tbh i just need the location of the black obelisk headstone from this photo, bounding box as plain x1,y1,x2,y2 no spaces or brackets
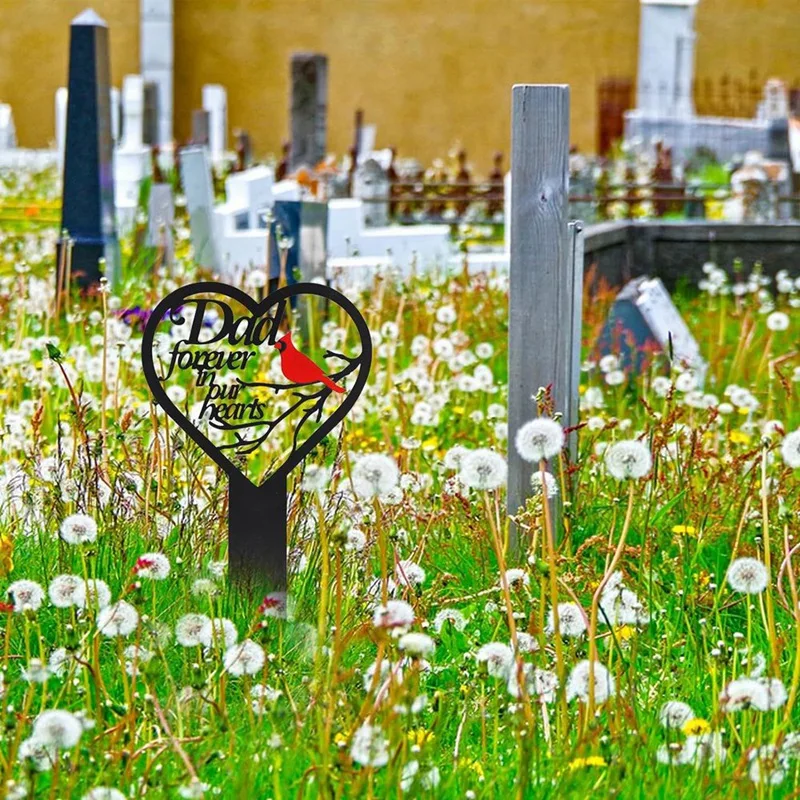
58,9,120,289
290,53,327,170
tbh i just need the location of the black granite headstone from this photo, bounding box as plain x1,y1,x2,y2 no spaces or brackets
58,9,120,288
290,53,327,170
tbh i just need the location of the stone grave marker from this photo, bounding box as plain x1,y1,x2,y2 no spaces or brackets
0,104,16,149
191,109,210,145
110,86,120,145
115,74,152,233
290,53,327,169
59,9,120,288
179,145,220,271
55,87,68,172
142,81,159,145
140,0,173,145
147,182,174,268
597,275,707,383
202,84,227,164
353,158,389,227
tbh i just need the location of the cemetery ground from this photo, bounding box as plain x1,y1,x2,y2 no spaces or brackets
2,180,800,799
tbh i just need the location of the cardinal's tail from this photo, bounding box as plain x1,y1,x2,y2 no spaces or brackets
321,375,346,394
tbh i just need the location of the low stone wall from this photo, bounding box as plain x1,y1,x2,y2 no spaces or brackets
583,220,800,293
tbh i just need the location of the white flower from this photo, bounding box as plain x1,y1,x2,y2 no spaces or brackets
458,448,507,490
433,608,467,633
73,579,111,610
514,631,540,653
59,513,98,545
96,601,139,638
345,528,367,552
682,732,727,766
781,430,800,469
350,722,389,768
48,648,71,678
766,311,790,332
398,632,435,657
82,789,126,800
720,677,768,711
674,371,697,393
48,575,82,608
177,779,211,798
726,557,769,594
8,580,45,612
135,552,171,580
372,599,415,630
395,560,426,588
514,418,565,463
530,470,559,498
503,568,529,590
209,618,238,649
351,454,400,499
756,677,788,711
175,613,213,647
566,660,616,704
659,700,694,729
81,786,126,800
301,464,331,492
546,602,587,638
17,736,56,771
223,639,265,676
32,709,83,749
604,439,652,480
443,445,471,470
476,642,514,679
507,663,558,702
749,744,787,785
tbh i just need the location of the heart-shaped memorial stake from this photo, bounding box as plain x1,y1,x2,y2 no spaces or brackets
141,281,372,591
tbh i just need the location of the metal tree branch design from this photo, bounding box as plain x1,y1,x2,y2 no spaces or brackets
209,350,363,457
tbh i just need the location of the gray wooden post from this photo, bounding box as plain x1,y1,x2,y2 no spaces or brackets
507,84,574,546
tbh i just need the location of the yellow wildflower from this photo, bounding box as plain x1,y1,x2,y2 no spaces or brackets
568,756,607,770
333,732,348,748
729,430,751,444
616,625,635,641
421,436,439,451
672,524,697,536
407,728,435,747
458,757,485,779
736,406,750,415
0,534,12,577
682,718,711,736
453,407,465,415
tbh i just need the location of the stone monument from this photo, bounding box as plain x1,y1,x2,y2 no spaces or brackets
290,53,327,170
58,9,120,288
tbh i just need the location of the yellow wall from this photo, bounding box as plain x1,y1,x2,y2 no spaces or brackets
1,0,799,172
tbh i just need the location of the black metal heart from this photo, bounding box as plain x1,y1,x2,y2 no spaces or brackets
141,281,372,490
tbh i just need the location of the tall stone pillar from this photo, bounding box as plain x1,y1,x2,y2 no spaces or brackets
59,9,120,288
290,53,328,170
140,0,173,145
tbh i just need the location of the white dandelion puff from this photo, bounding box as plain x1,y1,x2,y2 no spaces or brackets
514,418,565,463
566,660,616,704
726,557,769,594
604,439,652,480
59,513,98,545
781,430,800,469
32,709,83,749
545,602,587,638
48,575,82,608
476,642,514,679
351,454,400,499
458,448,507,491
96,601,139,638
134,552,171,580
350,723,389,769
658,700,694,729
8,580,45,612
175,613,213,647
223,639,265,676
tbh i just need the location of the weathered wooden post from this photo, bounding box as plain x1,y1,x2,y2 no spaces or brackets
508,84,581,548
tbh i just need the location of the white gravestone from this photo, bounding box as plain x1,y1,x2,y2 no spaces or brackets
114,75,152,233
180,145,221,271
636,0,698,118
55,87,68,173
202,84,227,165
0,104,16,149
353,158,389,227
140,0,173,146
110,87,120,145
147,183,175,268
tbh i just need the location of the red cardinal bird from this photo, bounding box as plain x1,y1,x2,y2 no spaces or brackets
272,332,346,393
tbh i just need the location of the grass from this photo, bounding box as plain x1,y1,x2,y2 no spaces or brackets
0,178,799,798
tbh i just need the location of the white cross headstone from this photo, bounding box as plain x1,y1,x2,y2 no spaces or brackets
202,84,227,165
110,87,120,145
